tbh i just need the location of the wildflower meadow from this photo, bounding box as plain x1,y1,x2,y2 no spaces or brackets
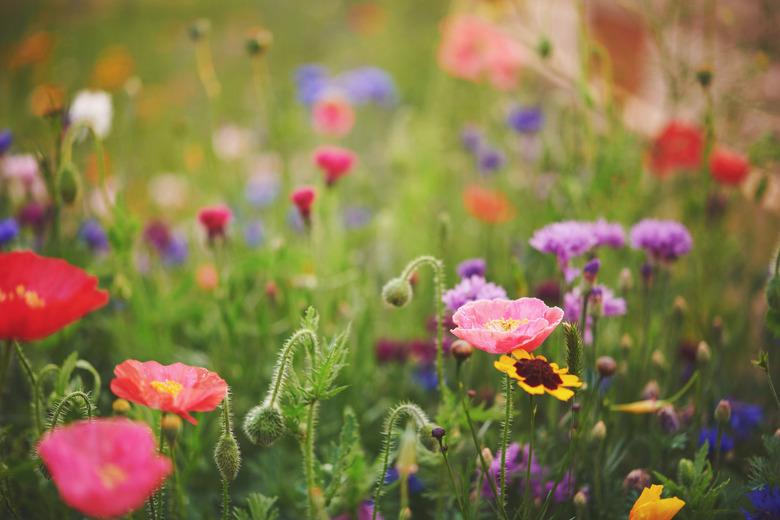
3,0,780,518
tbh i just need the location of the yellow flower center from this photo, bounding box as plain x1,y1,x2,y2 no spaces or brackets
151,379,183,397
96,463,127,490
484,318,527,332
0,285,46,308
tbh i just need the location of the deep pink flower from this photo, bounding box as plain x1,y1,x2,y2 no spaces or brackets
110,360,227,425
312,145,358,186
197,203,233,240
291,185,318,220
37,418,172,519
451,298,564,354
311,93,355,137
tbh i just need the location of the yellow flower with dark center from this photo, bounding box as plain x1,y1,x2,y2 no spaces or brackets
494,350,582,401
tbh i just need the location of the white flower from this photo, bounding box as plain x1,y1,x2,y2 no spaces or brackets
69,90,113,139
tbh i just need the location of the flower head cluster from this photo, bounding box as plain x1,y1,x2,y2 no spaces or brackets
442,275,507,313
110,360,228,425
630,219,692,262
0,251,109,342
456,258,486,279
438,15,524,91
479,443,575,502
37,418,172,519
741,486,780,520
529,219,625,282
0,218,20,246
197,204,233,241
78,219,110,254
452,298,563,354
311,93,356,137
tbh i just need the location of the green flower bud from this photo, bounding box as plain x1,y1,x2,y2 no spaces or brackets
715,400,731,425
243,404,285,447
58,163,80,206
381,277,413,307
538,36,552,59
678,458,695,487
161,414,182,447
214,433,241,482
696,66,713,88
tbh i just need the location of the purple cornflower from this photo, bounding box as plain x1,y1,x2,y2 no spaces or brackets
529,221,597,283
243,219,265,248
441,275,507,312
742,486,780,520
358,501,382,520
78,219,110,253
375,338,408,364
244,172,281,208
507,107,544,133
457,258,486,279
480,442,524,500
583,258,600,283
384,468,424,493
143,221,172,254
460,124,483,153
588,218,626,248
476,145,506,175
564,285,626,344
0,129,12,155
293,64,331,105
0,217,20,246
630,219,693,261
161,234,188,265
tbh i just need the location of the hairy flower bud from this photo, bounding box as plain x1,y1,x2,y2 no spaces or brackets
596,356,617,378
697,341,711,365
591,420,606,442
243,403,285,447
715,400,731,425
214,433,241,482
451,340,473,362
481,448,493,468
382,277,413,307
58,163,80,206
161,414,182,447
678,459,695,487
657,405,680,434
623,469,651,492
642,381,660,400
431,426,446,440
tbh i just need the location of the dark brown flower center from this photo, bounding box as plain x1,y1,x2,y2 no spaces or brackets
514,358,563,389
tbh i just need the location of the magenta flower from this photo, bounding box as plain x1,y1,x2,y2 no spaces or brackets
442,275,507,312
291,185,318,221
37,418,172,519
630,219,692,262
312,145,358,186
197,203,233,240
451,298,564,354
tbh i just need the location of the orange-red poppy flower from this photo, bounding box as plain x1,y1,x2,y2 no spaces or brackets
629,484,685,520
0,251,109,342
708,146,749,187
462,185,515,224
110,360,227,425
647,121,703,178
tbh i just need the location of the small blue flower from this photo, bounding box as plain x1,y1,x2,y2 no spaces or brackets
384,467,424,493
0,217,20,245
460,124,483,153
162,234,188,265
742,486,780,520
729,400,762,440
0,129,12,155
414,365,438,391
336,67,398,107
244,219,265,248
507,107,544,133
78,219,109,253
476,145,506,175
698,427,733,455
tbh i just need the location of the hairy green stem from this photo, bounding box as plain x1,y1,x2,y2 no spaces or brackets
33,365,60,436
455,363,507,519
0,342,12,420
400,256,446,393
49,391,93,428
13,341,35,388
522,397,536,520
221,478,229,520
765,353,780,413
500,372,513,511
304,400,319,520
268,329,318,407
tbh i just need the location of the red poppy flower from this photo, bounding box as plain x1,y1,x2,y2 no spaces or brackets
0,251,109,342
37,418,172,519
110,360,227,425
708,146,749,187
462,185,515,224
647,121,703,178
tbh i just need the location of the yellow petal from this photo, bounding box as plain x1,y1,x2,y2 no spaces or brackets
517,380,546,395
546,386,575,401
560,374,583,387
611,399,665,414
511,350,532,360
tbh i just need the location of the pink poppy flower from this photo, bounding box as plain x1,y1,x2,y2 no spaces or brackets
197,203,233,240
311,93,355,137
110,360,228,425
451,298,564,355
291,185,318,220
437,15,523,91
37,418,172,519
312,145,358,186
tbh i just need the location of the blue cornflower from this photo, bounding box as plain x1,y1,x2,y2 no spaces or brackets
293,64,332,105
0,217,20,246
507,107,544,133
698,427,733,455
244,173,281,208
742,486,780,520
476,145,506,175
0,129,12,155
162,234,188,265
729,400,763,440
78,219,109,253
335,67,398,107
460,124,483,153
456,258,486,279
384,467,424,493
244,220,265,248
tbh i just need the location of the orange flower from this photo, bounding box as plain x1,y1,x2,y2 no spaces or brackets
90,45,136,91
494,350,582,401
462,185,515,224
29,84,65,117
629,484,685,520
11,31,53,68
196,264,219,291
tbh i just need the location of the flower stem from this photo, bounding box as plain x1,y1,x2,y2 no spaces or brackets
13,341,35,387
765,352,780,413
169,441,182,520
0,342,13,420
455,363,507,519
268,329,318,407
304,399,318,520
714,425,723,474
500,372,513,510
221,478,229,520
400,256,446,393
33,365,60,436
438,440,466,517
522,397,536,520
49,391,93,428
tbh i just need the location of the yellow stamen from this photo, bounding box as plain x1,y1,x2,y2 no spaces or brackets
484,318,527,332
151,379,183,397
0,287,46,308
96,463,127,490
